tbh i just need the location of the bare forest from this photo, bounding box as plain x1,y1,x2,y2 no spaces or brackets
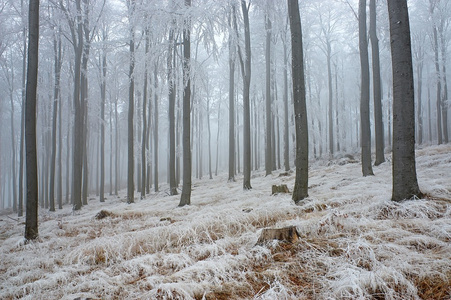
0,0,450,299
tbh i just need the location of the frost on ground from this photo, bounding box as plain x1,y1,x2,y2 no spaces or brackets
1,144,450,300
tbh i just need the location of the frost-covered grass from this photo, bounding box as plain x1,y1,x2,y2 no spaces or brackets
1,144,450,299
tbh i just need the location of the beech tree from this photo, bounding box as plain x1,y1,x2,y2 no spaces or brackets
387,0,422,201
359,0,374,176
288,0,309,203
179,0,192,207
24,0,39,241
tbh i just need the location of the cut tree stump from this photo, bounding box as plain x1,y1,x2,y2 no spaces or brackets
272,184,290,195
256,226,300,245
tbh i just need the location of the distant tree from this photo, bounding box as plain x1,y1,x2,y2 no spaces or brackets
24,0,39,241
228,3,237,182
288,0,308,203
265,14,272,176
179,0,192,207
359,0,374,176
126,0,135,204
387,0,422,201
49,24,62,211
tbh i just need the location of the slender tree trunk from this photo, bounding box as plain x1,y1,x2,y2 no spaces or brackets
154,67,159,192
8,74,17,213
416,61,423,145
127,7,135,204
109,90,113,195
25,0,39,241
288,0,308,203
228,10,236,182
439,25,449,144
141,29,149,199
387,0,421,201
370,0,385,165
335,62,340,152
283,38,290,171
49,30,62,212
168,27,178,195
359,0,374,176
428,84,432,142
240,0,252,190
179,0,192,207
327,41,333,156
100,45,106,202
215,102,221,176
265,15,272,176
207,95,213,179
431,7,442,144
114,97,119,195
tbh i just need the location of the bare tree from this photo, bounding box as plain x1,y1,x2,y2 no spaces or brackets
387,0,422,201
359,0,374,176
179,0,192,207
24,0,39,241
265,14,272,175
237,0,252,190
288,0,308,203
127,0,135,204
369,0,385,165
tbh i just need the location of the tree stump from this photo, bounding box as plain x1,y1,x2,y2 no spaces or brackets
272,184,290,195
256,226,300,245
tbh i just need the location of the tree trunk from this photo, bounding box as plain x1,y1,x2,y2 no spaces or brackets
416,59,423,145
430,2,442,145
168,26,178,195
387,0,422,201
439,25,449,144
265,15,272,176
179,0,192,207
240,0,252,190
215,102,221,176
359,0,374,176
370,0,385,166
228,7,236,181
327,41,333,157
25,0,39,241
283,37,290,171
288,0,309,203
141,29,149,199
100,42,107,202
127,7,135,204
49,29,62,212
154,67,159,192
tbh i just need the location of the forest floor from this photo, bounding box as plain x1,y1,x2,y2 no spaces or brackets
1,144,451,299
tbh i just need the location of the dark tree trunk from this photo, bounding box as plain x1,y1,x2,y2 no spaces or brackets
179,0,192,207
359,0,374,176
25,0,39,241
370,0,385,166
327,41,333,156
387,0,422,201
288,0,309,203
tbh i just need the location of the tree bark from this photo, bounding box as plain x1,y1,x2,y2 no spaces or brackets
387,0,422,201
141,28,149,199
240,0,252,190
154,67,159,192
100,36,107,203
179,0,192,207
283,36,290,172
25,0,39,241
288,0,309,203
359,0,374,176
370,0,385,166
228,6,236,182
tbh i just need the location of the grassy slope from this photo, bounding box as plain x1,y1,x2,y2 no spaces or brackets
1,144,450,299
